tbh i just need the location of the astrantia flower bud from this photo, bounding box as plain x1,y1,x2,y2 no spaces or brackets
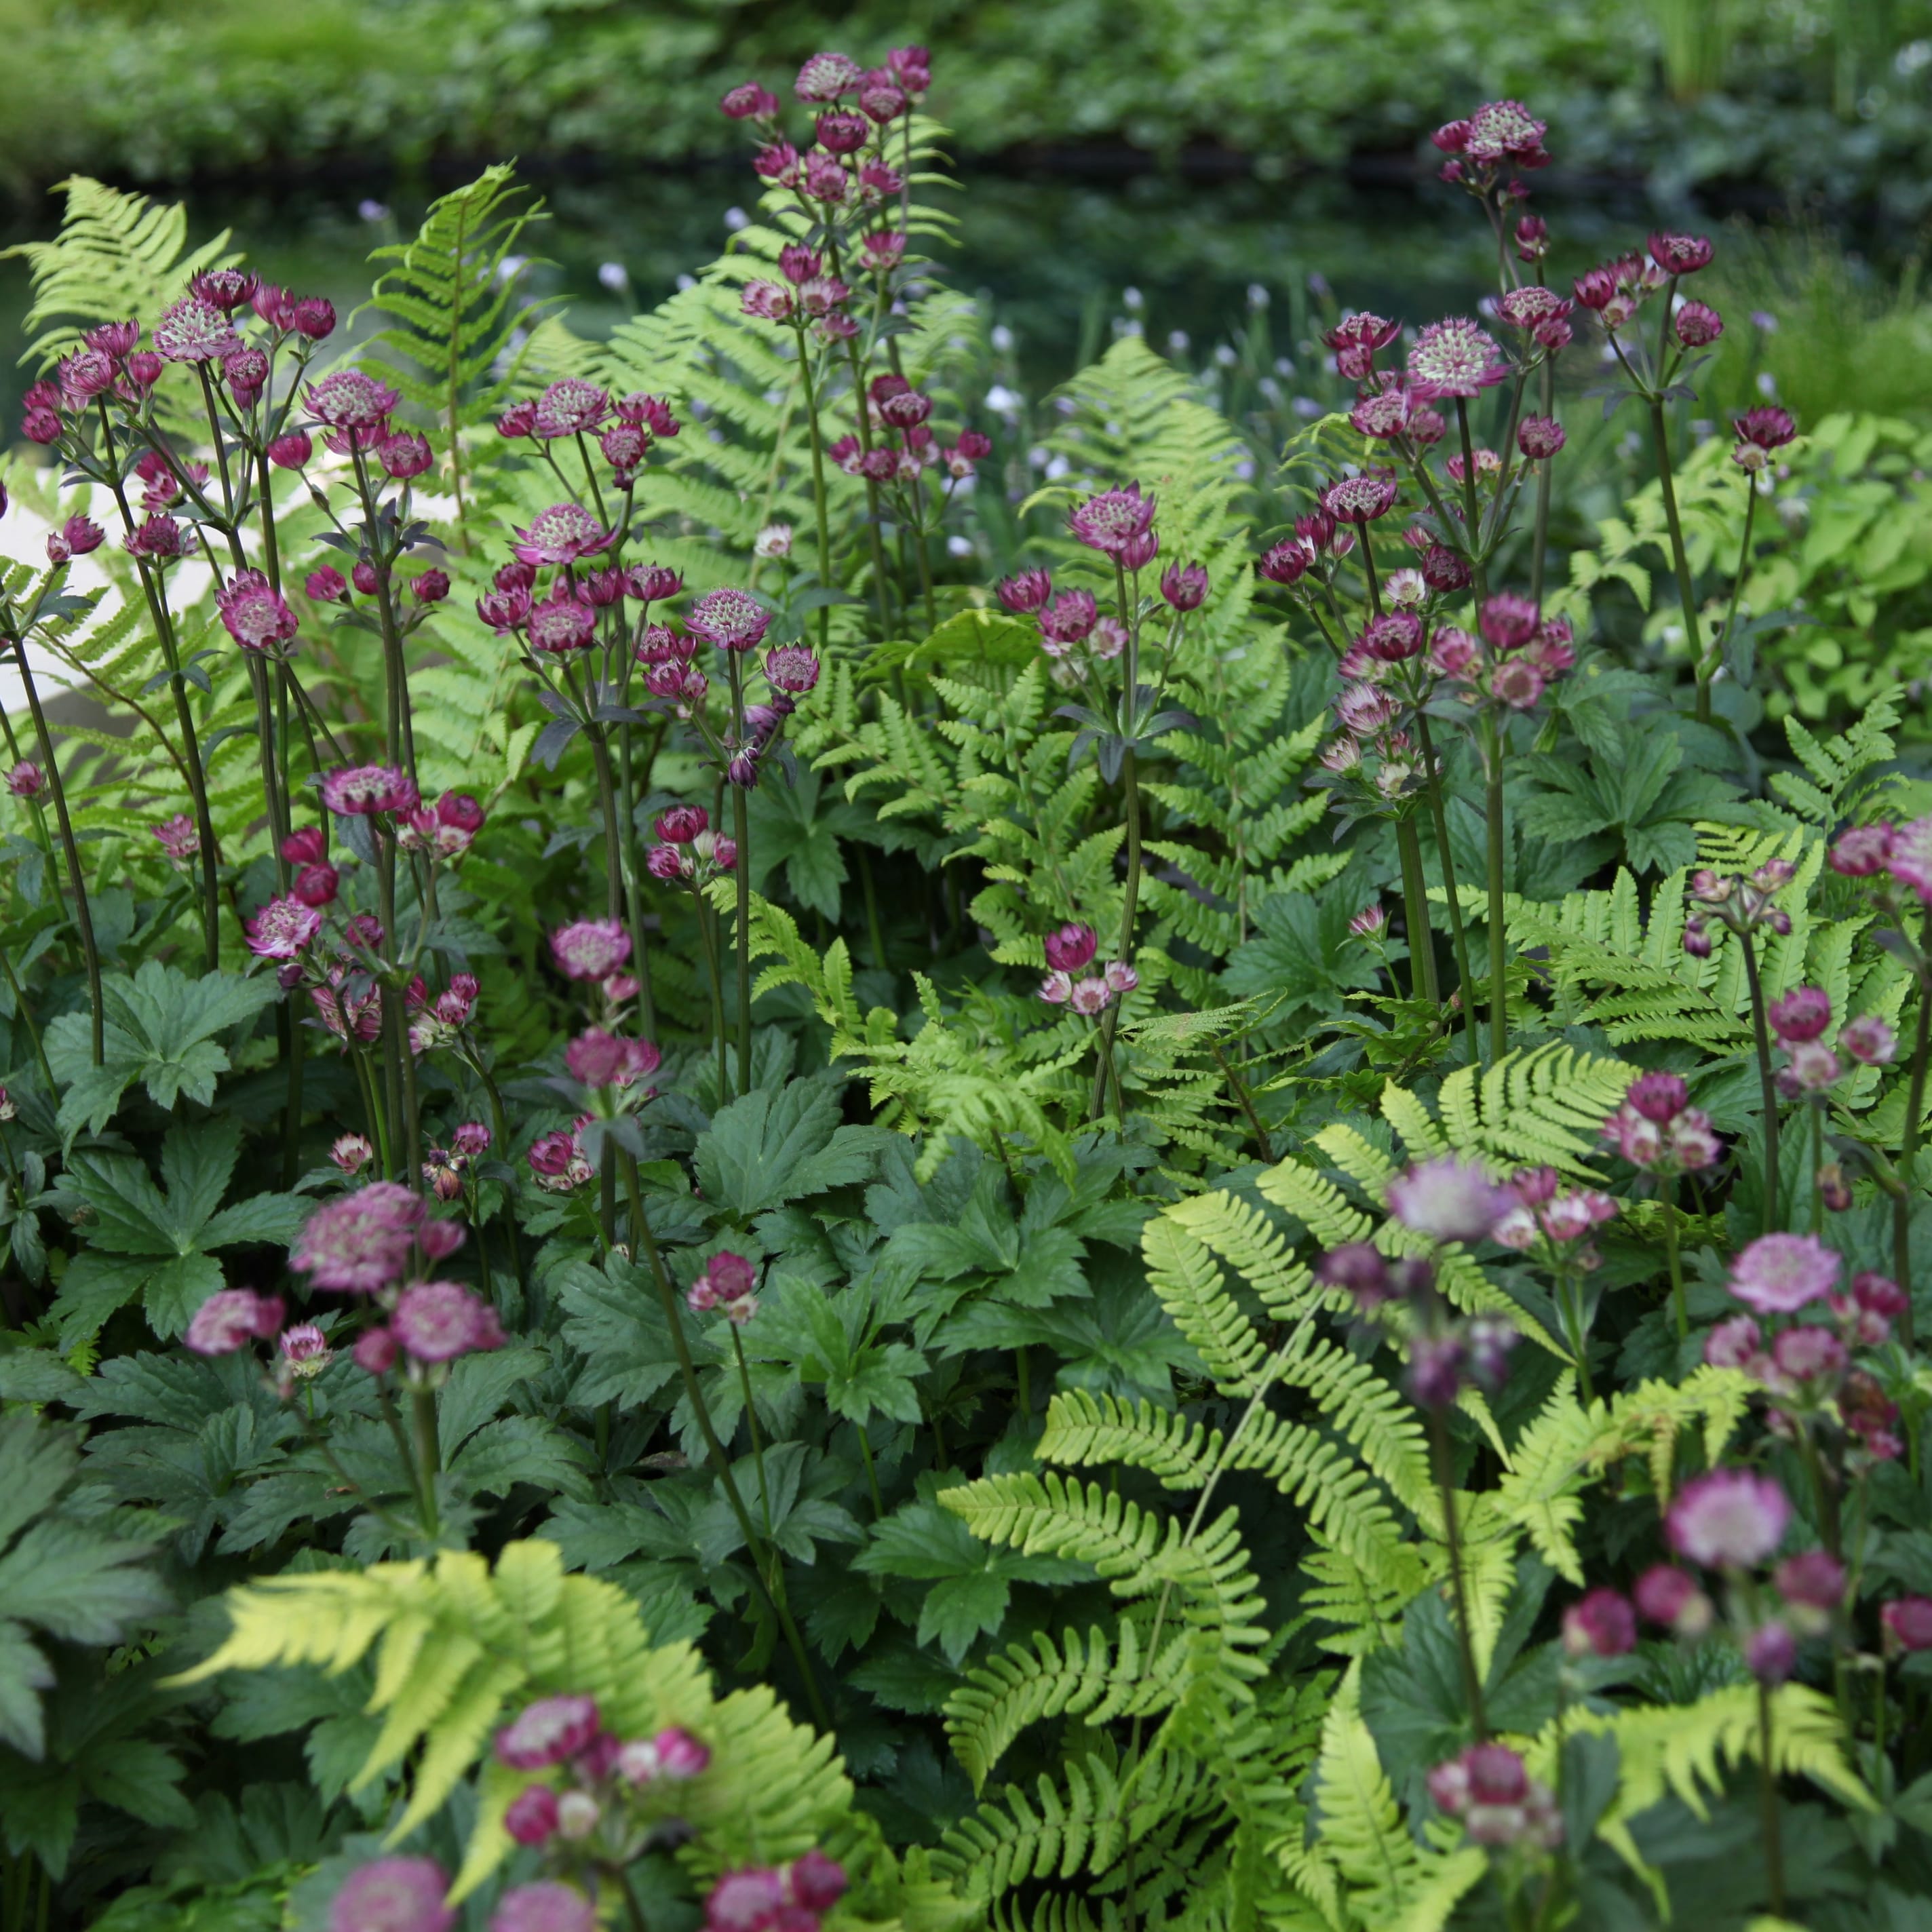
504,1786,560,1847
380,430,434,480
1768,985,1831,1043
1735,406,1797,450
1674,301,1723,347
1159,562,1208,611
1044,923,1098,972
1517,415,1565,459
1315,1241,1391,1308
720,81,781,120
815,110,869,154
1515,214,1549,261
1257,539,1312,585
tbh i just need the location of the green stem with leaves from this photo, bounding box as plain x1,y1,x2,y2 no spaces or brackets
1647,398,1708,722
1416,713,1479,1064
1394,815,1440,1007
619,1151,829,1729
1479,712,1509,1065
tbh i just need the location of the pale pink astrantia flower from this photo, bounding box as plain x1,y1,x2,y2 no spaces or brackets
328,1859,455,1932
1666,1469,1790,1570
495,1695,602,1770
1385,1155,1514,1245
550,919,632,982
1727,1232,1840,1315
490,1883,596,1932
290,1181,425,1293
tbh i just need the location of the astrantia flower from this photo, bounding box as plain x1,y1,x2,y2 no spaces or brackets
292,1182,425,1294
1405,318,1507,400
278,1321,332,1378
765,644,819,695
1828,822,1894,876
687,588,773,652
154,295,241,364
1882,1599,1932,1653
531,379,611,440
321,765,419,817
245,895,322,959
185,1288,283,1356
1562,1588,1636,1659
1349,387,1412,439
720,81,780,119
125,516,185,560
551,919,631,982
1648,231,1714,275
1319,473,1399,524
1840,1014,1896,1064
1385,1155,1513,1244
1465,98,1547,162
1324,311,1399,382
1667,1469,1790,1570
509,501,616,570
307,369,400,429
1675,301,1723,347
1257,539,1313,585
491,1884,596,1932
1518,416,1566,459
526,594,597,655
329,1858,455,1932
1728,1232,1840,1315
1068,484,1157,556
1497,286,1572,330
795,50,862,100
216,570,299,653
496,1695,601,1770
706,1871,788,1932
393,1280,502,1363
1734,406,1797,450
1768,984,1830,1043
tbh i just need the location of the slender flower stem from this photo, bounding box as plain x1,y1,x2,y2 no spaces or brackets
731,1326,777,1547
620,1151,830,1730
614,723,657,1035
1663,1174,1688,1342
9,639,103,1063
794,329,834,655
1530,361,1556,606
1210,1041,1271,1159
1416,713,1479,1064
1394,816,1440,1005
1714,481,1760,693
1736,925,1780,1235
1480,713,1509,1064
1894,935,1931,1350
0,944,56,1096
724,655,756,1096
584,724,627,923
410,1385,442,1538
697,897,731,1104
1758,1680,1785,1916
374,1382,429,1530
1453,400,1490,600
1090,560,1144,1119
1430,1408,1488,1740
1646,398,1708,722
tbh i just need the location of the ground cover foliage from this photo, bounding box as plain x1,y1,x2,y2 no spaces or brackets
3,55,1932,1932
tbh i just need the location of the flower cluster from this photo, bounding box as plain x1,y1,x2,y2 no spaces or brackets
687,1250,760,1325
1036,922,1138,1015
288,1180,499,1379
1599,1070,1722,1175
497,382,679,490
1489,1165,1618,1266
1682,857,1796,957
703,1855,848,1932
1427,1743,1562,1854
645,804,739,883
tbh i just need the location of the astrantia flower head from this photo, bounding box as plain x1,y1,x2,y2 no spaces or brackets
1675,301,1723,348
1768,985,1831,1044
1728,1232,1840,1315
1562,1587,1636,1659
496,1695,601,1770
1465,98,1547,163
1735,406,1797,451
510,502,616,568
1319,473,1399,524
245,894,322,960
1323,311,1399,382
1385,1155,1513,1245
491,1883,596,1932
154,295,241,364
721,81,781,120
185,1288,284,1356
393,1280,503,1364
322,765,419,817
1037,589,1098,651
687,588,773,652
526,593,597,655
531,379,612,440
1648,231,1714,275
551,919,632,982
329,1858,455,1932
292,1182,425,1293
1068,484,1157,556
1349,387,1412,439
795,50,862,100
1624,1071,1688,1123
1044,923,1098,973
1405,318,1507,400
1667,1468,1790,1570
216,570,299,654
1518,415,1566,459
1257,539,1313,585
307,368,400,429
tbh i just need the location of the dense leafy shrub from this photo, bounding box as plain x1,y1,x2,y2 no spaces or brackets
4,58,1932,1932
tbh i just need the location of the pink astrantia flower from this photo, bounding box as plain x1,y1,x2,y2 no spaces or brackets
245,895,323,960
1405,318,1507,400
496,1695,602,1770
1768,985,1830,1043
1068,484,1157,556
1728,1233,1840,1315
1320,473,1399,524
1840,1014,1896,1064
1465,98,1547,162
184,1288,284,1355
687,588,773,651
328,1858,455,1932
491,1885,596,1932
1883,817,1932,901
154,295,242,364
551,919,632,982
1044,923,1098,973
216,570,299,654
795,50,862,100
1385,1155,1513,1245
392,1280,503,1363
291,1182,425,1293
1882,1599,1932,1653
307,368,400,429
321,765,420,817
526,594,597,655
1667,1469,1790,1569
510,502,617,568
530,379,612,440
1562,1588,1636,1659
